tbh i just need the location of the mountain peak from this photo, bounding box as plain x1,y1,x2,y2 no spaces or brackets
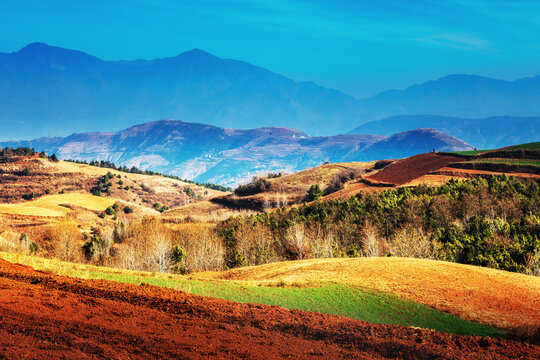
176,48,218,60
15,42,98,63
435,73,503,84
21,42,50,49
17,42,52,54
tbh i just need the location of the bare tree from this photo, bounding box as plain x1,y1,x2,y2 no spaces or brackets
362,221,379,257
307,223,334,259
285,224,310,260
52,221,83,262
390,226,435,259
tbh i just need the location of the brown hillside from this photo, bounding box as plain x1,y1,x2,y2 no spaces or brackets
365,153,463,186
0,155,226,208
0,258,538,359
213,162,375,211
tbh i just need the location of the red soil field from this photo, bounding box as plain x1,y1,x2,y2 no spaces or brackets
367,153,463,186
0,259,538,359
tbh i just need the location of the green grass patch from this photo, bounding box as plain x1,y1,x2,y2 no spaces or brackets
71,269,503,338
504,142,540,151
449,149,489,155
467,158,540,166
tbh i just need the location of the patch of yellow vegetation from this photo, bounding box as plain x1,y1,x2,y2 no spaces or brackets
0,251,180,281
194,257,540,331
51,160,227,198
276,161,374,187
403,174,465,187
162,200,255,222
0,193,115,217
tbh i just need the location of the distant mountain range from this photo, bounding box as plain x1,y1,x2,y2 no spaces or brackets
349,115,540,149
1,43,540,141
0,42,360,140
0,120,472,186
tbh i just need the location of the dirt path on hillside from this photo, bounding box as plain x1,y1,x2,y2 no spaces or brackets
0,259,538,359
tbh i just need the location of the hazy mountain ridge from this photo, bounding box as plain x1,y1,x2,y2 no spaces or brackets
1,120,472,186
349,115,540,149
0,43,360,140
1,43,539,141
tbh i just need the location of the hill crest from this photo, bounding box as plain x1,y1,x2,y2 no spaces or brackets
1,120,472,186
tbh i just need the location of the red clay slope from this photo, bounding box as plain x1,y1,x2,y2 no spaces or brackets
367,153,463,186
0,259,538,359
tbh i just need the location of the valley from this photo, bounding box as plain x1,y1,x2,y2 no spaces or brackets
1,26,539,359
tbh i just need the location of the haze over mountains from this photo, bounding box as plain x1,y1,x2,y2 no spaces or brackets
0,120,472,186
1,43,540,143
350,115,539,149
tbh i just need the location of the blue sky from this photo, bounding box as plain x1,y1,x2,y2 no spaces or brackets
1,0,540,97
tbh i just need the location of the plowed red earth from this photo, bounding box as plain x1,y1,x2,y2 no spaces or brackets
0,259,538,359
367,153,463,186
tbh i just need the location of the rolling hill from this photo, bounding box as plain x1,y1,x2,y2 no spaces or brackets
1,120,473,186
349,115,540,149
1,257,537,359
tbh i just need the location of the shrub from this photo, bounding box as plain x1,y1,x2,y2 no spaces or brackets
234,177,271,196
112,221,129,243
227,250,246,269
374,160,393,170
306,184,323,202
171,245,187,274
29,241,38,254
22,192,35,200
123,206,134,214
267,172,283,178
325,168,364,195
19,167,31,176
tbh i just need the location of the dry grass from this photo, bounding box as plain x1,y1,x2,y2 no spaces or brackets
0,251,176,280
162,201,256,222
53,160,227,198
193,257,540,332
403,174,466,187
267,162,374,197
275,162,373,187
0,193,115,217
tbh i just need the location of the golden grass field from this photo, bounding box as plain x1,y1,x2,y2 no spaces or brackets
272,161,374,188
51,159,228,198
194,257,540,332
0,193,115,217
